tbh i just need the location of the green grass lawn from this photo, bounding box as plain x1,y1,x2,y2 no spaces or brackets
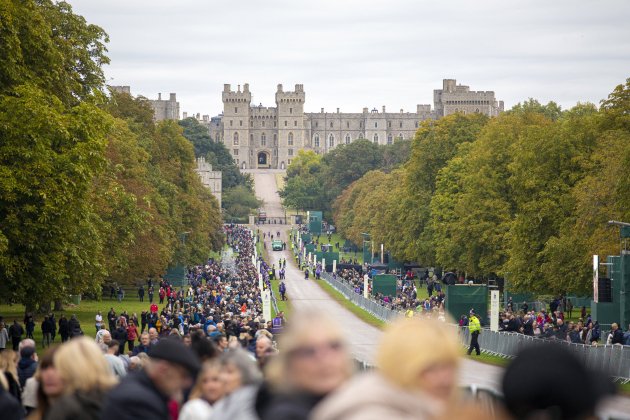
0,295,154,354
314,279,386,329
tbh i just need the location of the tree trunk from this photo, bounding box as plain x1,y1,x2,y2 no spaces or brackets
54,299,64,312
38,301,51,314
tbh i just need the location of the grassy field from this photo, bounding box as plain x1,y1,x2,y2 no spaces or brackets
0,295,153,354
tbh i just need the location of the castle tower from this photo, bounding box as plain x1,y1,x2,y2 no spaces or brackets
222,83,251,169
275,84,305,170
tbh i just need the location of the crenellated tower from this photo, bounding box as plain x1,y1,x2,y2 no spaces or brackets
275,84,305,169
222,83,251,169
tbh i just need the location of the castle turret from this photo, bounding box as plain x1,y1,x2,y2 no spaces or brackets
222,83,252,169
275,84,305,169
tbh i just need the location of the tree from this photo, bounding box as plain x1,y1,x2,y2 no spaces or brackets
280,150,327,212
223,185,262,222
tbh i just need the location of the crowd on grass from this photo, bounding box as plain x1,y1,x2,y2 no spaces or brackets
0,224,622,419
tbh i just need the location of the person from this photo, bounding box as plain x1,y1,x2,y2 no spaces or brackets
254,336,273,370
17,346,37,388
126,320,138,353
502,344,615,419
257,311,353,420
0,350,21,402
211,349,263,420
44,337,117,420
8,321,23,352
107,308,116,332
104,340,126,379
112,319,128,356
467,310,481,356
566,298,573,318
271,312,284,335
41,317,53,348
132,332,151,356
101,337,201,420
279,281,287,301
304,268,309,280
611,322,625,345
0,322,8,352
67,315,82,339
179,360,224,420
95,311,103,334
312,317,463,420
0,377,23,420
24,314,34,340
138,285,145,302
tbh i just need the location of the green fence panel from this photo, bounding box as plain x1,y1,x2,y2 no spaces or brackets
445,285,488,324
373,274,397,298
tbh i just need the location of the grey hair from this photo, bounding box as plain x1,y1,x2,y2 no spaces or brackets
220,348,262,386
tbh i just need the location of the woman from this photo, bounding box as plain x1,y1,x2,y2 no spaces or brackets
27,346,63,419
126,320,138,353
211,349,263,420
42,337,117,420
0,322,9,351
312,317,463,420
179,360,224,420
256,311,353,420
0,350,21,402
94,311,103,334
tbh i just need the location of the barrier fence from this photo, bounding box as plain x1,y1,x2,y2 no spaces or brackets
318,269,630,381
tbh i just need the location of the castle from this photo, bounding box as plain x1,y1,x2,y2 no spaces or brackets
109,86,180,121
207,79,503,170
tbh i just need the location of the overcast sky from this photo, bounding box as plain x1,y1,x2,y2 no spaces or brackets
69,0,630,117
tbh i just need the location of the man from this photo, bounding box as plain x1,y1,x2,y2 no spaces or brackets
107,308,117,331
211,333,228,352
148,285,154,303
17,346,37,388
41,316,53,348
8,320,23,351
138,285,145,302
140,310,148,334
101,338,200,420
105,340,127,378
611,323,625,345
271,312,284,335
58,315,69,342
148,327,159,345
255,336,273,369
467,310,481,356
279,281,287,301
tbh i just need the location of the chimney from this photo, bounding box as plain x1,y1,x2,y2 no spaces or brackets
321,108,324,113
277,84,283,93
382,105,386,113
237,85,241,92
158,93,162,100
170,93,176,101
363,107,368,113
337,108,340,113
243,83,249,93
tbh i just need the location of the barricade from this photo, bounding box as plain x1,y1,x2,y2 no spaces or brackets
319,271,630,381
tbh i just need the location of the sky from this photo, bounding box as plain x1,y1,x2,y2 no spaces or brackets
68,0,630,117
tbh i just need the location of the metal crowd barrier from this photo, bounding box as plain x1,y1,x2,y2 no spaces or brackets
319,270,630,381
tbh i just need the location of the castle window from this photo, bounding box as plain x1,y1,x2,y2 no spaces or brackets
359,122,363,128
288,132,294,146
329,134,335,148
289,108,293,114
347,122,350,128
288,159,291,165
273,149,277,156
399,121,403,128
288,149,294,156
233,149,239,156
250,134,254,144
284,120,287,127
399,133,404,140
415,122,418,128
239,120,242,127
388,121,391,128
233,132,239,145
475,108,480,113
273,121,277,127
359,133,364,139
345,134,351,144
330,122,333,128
261,133,266,146
375,122,378,128
373,134,379,144
314,134,320,148
230,120,233,127
315,122,319,127
294,120,297,127
262,120,265,127
387,134,393,145
273,134,277,146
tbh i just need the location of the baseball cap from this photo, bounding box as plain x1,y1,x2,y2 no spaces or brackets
148,337,201,374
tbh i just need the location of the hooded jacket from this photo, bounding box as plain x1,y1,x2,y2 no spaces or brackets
311,372,445,420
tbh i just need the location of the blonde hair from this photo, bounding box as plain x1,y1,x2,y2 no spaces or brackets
0,350,18,383
266,310,353,391
54,337,118,394
377,317,461,388
189,360,221,400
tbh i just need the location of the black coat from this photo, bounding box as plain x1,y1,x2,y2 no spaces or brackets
255,383,323,420
100,371,170,420
58,318,69,337
0,386,23,420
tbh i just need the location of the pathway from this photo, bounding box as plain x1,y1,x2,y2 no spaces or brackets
248,169,630,418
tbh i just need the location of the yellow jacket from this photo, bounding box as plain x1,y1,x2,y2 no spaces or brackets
469,315,481,333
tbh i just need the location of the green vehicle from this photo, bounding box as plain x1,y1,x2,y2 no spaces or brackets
272,240,283,251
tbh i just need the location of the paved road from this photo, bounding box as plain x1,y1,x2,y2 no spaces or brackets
248,169,630,418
